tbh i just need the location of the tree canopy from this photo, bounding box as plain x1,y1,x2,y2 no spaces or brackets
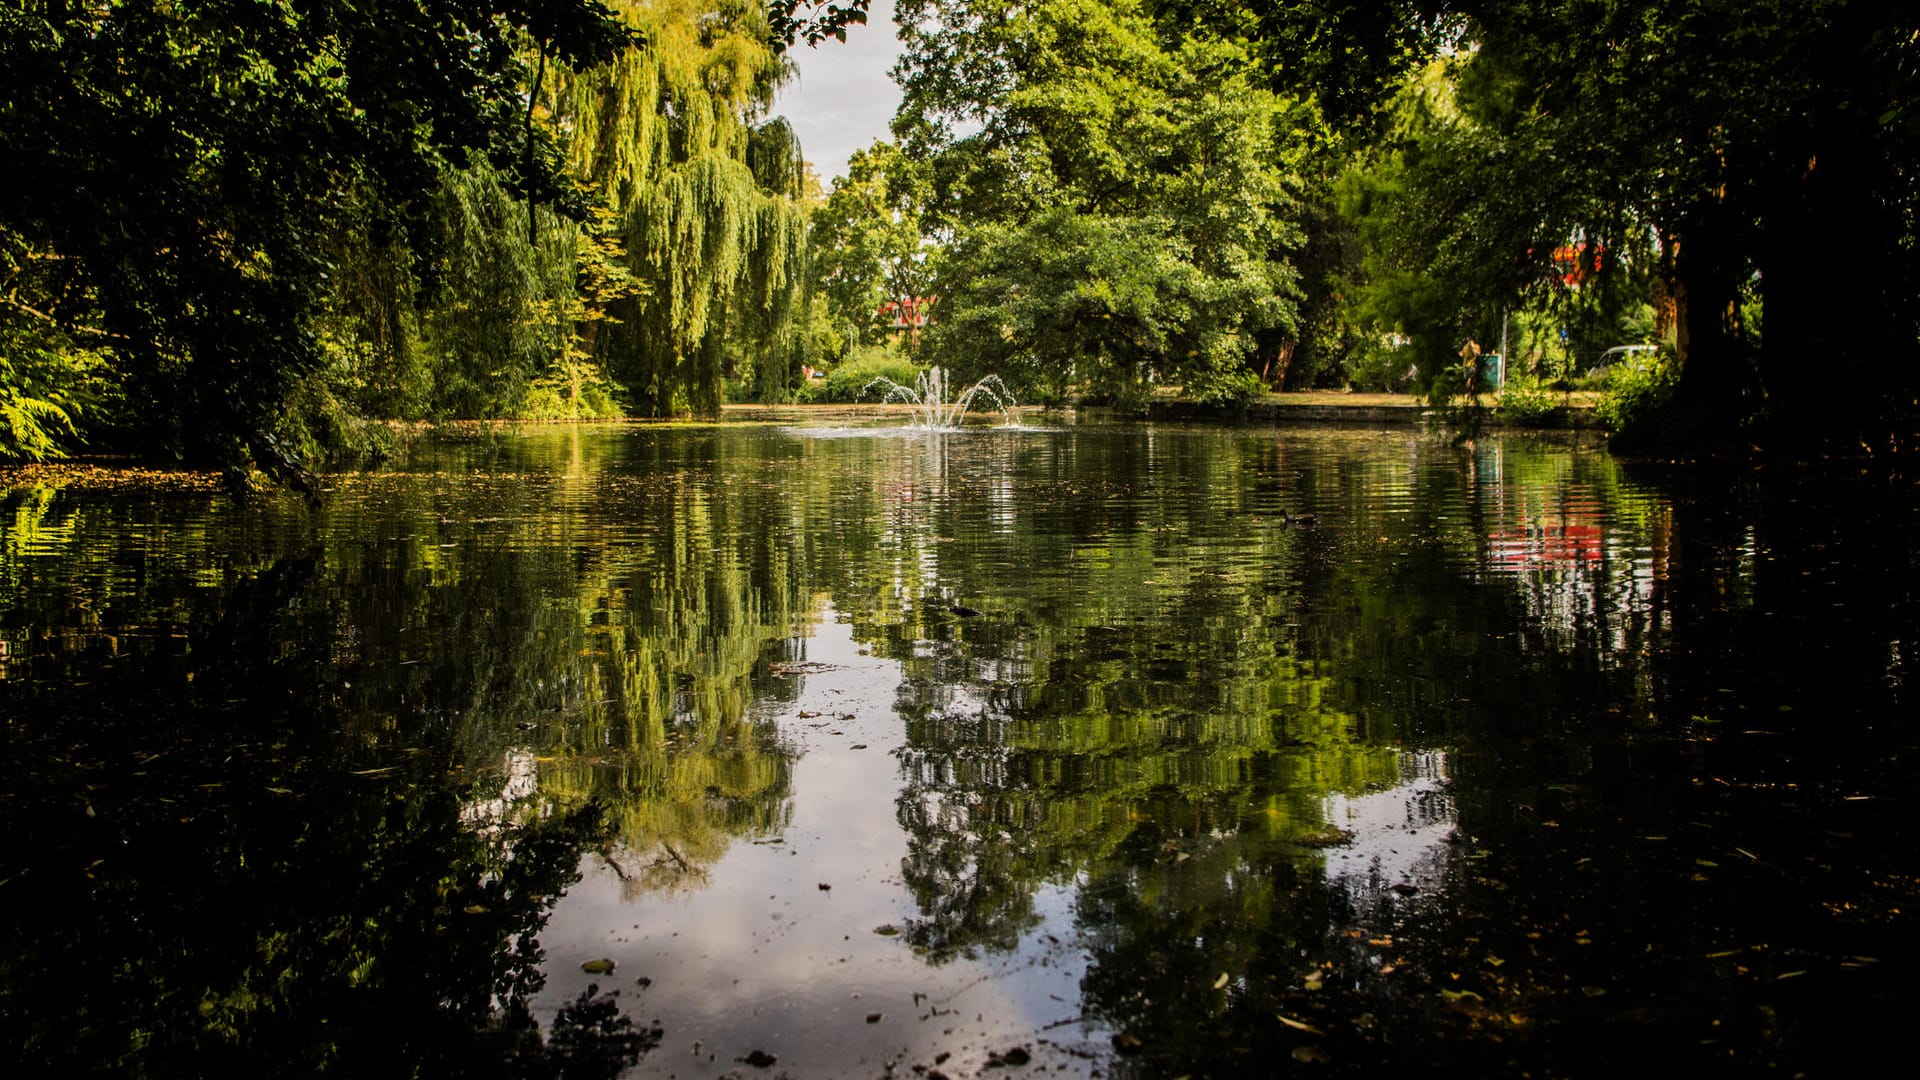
0,1,868,473
893,0,1306,402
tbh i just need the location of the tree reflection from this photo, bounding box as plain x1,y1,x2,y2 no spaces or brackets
0,429,822,1072
0,552,655,1076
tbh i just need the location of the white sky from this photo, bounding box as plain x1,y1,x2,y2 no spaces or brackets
771,0,905,187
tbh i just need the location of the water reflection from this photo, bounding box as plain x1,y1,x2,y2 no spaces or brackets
3,424,1915,1077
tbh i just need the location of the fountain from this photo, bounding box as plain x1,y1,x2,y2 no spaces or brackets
861,367,1018,429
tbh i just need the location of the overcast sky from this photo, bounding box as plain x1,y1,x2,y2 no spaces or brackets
771,0,905,187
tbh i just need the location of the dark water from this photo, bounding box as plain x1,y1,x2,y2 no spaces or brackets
2,422,1915,1078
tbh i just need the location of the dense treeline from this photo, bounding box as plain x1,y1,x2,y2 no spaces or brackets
1,0,869,477
7,1,1920,471
803,0,1920,449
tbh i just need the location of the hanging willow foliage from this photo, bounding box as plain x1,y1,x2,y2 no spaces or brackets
554,0,813,415
313,1,814,422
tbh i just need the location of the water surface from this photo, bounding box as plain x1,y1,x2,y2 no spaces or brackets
2,422,1914,1077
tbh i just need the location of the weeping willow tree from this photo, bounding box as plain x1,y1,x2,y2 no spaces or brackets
554,0,814,415
308,1,817,425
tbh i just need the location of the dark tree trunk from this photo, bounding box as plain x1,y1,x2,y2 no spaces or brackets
1661,200,1761,451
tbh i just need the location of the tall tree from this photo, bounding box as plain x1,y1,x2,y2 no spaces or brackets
1235,1,1920,450
894,0,1304,401
551,0,813,415
0,1,637,476
808,141,934,348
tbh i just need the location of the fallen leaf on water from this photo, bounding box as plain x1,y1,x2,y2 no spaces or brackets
581,958,616,975
1275,1014,1323,1035
1291,1045,1331,1064
1777,970,1807,980
873,924,900,936
739,1049,777,1068
1212,972,1229,989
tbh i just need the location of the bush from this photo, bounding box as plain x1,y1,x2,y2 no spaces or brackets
521,361,627,420
1596,351,1679,436
1185,366,1268,406
1344,339,1420,392
1494,378,1563,426
807,345,921,404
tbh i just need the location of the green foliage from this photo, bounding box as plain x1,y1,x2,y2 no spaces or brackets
1494,377,1562,426
809,142,934,348
1597,351,1681,439
0,0,638,478
560,5,814,416
0,325,108,463
1343,335,1419,392
1,1,870,474
807,344,921,403
1284,0,1920,448
522,362,628,419
895,0,1302,399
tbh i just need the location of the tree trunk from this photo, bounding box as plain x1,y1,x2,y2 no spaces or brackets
1662,200,1760,451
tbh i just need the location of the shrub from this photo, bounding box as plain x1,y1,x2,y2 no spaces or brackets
1596,351,1679,436
521,361,627,420
1345,339,1419,392
1185,366,1268,406
1495,378,1562,426
809,345,921,404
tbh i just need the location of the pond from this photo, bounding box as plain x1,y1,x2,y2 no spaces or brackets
2,420,1915,1078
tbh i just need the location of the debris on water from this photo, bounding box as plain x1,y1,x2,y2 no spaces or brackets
1294,825,1356,848
951,604,982,617
984,1045,1031,1068
770,661,839,676
1111,1033,1144,1055
581,958,616,975
1292,1045,1332,1064
1276,1014,1323,1035
1391,883,1420,896
462,904,488,915
866,1012,884,1023
874,924,901,935
850,743,869,749
739,1048,778,1067
635,976,652,987
818,882,832,891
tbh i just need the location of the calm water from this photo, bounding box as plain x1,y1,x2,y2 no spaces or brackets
2,421,1915,1078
